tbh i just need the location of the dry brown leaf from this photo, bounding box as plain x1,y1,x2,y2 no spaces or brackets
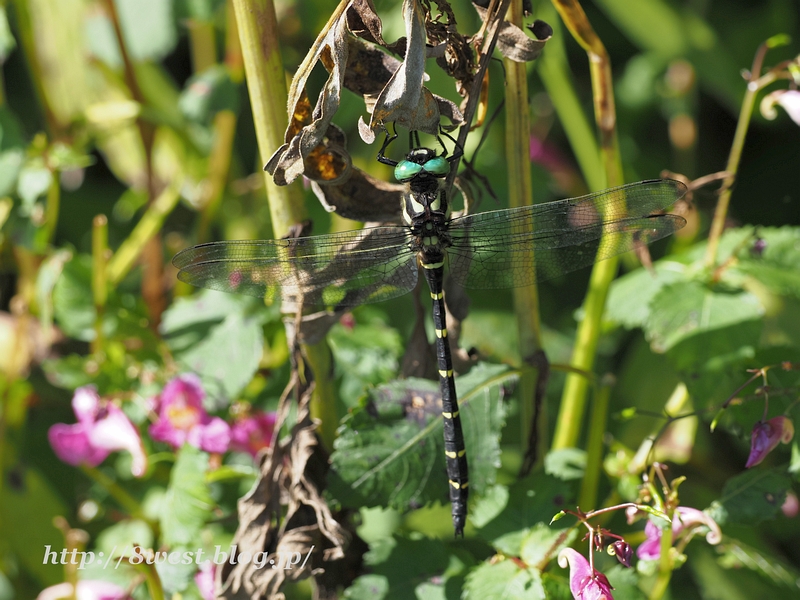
217,381,351,600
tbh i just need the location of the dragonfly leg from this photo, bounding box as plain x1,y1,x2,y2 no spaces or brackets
377,124,399,167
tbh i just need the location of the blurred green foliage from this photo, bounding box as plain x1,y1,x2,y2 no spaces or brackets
0,0,798,599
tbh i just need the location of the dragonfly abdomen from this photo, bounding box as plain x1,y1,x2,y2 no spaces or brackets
421,261,469,536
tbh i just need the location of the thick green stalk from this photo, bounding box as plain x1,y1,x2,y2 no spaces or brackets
578,378,610,509
232,0,337,447
535,6,603,191
504,0,543,463
549,0,623,450
231,0,304,238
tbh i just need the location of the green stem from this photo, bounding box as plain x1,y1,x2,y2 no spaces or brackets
549,0,624,450
80,465,145,519
91,215,108,354
231,0,305,239
650,518,674,600
44,173,60,245
535,5,603,191
505,0,542,459
704,41,772,268
106,183,181,286
578,378,611,510
140,562,166,600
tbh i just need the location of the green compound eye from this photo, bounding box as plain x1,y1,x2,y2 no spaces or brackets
395,160,423,182
422,156,450,176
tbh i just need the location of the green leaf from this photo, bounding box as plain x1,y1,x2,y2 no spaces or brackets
0,465,69,586
544,448,587,481
348,536,451,600
645,280,764,353
163,290,267,399
16,163,52,209
161,445,214,547
707,467,791,526
0,149,24,196
605,564,647,600
328,313,403,406
470,475,575,553
329,363,514,516
52,254,97,341
716,538,800,590
731,227,800,298
463,559,545,600
179,65,240,123
605,260,687,329
0,5,16,62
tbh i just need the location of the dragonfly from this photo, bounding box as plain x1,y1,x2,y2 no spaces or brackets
173,137,687,536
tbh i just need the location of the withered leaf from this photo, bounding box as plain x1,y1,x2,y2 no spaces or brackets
473,5,551,63
217,384,349,600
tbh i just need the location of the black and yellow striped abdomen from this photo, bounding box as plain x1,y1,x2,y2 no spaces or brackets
421,260,469,535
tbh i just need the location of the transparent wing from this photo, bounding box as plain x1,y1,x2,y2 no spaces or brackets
173,226,418,308
446,179,687,288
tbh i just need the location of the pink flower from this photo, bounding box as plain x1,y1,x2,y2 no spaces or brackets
230,411,277,457
637,506,721,561
194,561,216,600
37,580,129,600
761,89,800,126
48,386,147,477
558,548,614,600
745,416,794,468
149,374,230,453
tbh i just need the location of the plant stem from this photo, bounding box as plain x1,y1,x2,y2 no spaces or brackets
106,183,182,286
578,378,611,509
505,0,543,462
81,465,145,519
91,215,108,354
704,41,772,267
231,0,305,238
549,0,624,450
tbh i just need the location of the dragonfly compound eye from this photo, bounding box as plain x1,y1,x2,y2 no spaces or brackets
395,160,423,182
422,156,450,176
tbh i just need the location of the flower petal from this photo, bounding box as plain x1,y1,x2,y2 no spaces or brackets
188,417,231,454
558,548,614,600
36,579,129,600
72,386,102,423
195,561,217,600
89,404,148,477
48,423,109,467
746,416,794,468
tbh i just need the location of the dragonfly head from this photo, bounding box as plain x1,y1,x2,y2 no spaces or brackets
394,148,450,183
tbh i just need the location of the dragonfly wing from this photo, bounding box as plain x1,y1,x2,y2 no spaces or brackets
173,226,419,308
446,179,687,288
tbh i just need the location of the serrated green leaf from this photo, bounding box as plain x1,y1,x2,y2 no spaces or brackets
544,448,587,481
463,559,545,600
173,311,263,399
161,445,214,547
606,260,688,329
646,280,764,353
329,363,514,517
707,467,791,526
731,227,800,298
